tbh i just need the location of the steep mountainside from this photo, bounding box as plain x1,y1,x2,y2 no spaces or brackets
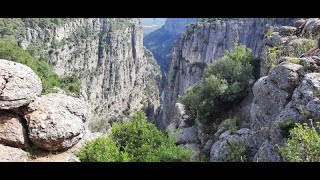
144,18,198,74
161,18,268,128
161,18,296,129
164,18,320,162
0,18,161,122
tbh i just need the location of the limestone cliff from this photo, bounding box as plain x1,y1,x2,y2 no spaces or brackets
166,18,320,162
1,18,161,122
144,18,198,74
162,18,270,128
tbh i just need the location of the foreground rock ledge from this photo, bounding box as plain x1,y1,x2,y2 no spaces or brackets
0,144,28,162
0,59,42,109
22,93,87,151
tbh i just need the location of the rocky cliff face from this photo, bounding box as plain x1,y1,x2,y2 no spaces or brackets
161,18,271,128
167,18,320,162
163,18,199,35
8,18,161,122
144,18,198,74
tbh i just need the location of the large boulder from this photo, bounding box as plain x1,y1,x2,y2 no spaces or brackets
0,144,28,162
176,126,199,144
294,19,306,28
180,143,201,161
209,128,256,162
0,110,29,148
0,59,42,109
251,73,320,161
203,139,214,155
269,63,304,93
304,19,320,35
250,76,291,131
22,93,87,151
275,73,320,123
251,63,305,131
278,26,296,36
254,141,282,162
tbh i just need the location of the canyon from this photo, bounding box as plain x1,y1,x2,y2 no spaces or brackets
1,18,320,162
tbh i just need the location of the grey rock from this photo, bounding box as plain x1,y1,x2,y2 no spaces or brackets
300,57,319,73
22,93,87,151
0,59,42,109
236,128,251,135
176,126,199,144
264,33,282,46
203,139,214,155
16,18,161,129
214,128,225,139
219,130,231,139
210,135,243,162
162,18,275,128
269,63,304,93
180,143,201,161
0,144,28,162
0,110,29,148
166,122,178,134
254,141,282,162
174,103,187,127
210,129,256,162
294,19,306,28
250,76,291,131
278,26,297,36
303,19,320,34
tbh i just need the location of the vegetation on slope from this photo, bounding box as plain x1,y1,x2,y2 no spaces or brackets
279,120,320,162
180,44,256,123
0,37,80,95
0,18,72,38
78,111,191,162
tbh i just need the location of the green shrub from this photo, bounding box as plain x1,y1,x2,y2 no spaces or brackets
77,137,130,162
180,85,202,120
264,39,315,74
78,111,191,162
279,118,295,138
0,18,26,38
180,44,254,123
26,145,42,159
266,28,273,37
219,117,241,134
279,121,320,162
287,39,315,58
0,38,80,95
264,45,284,73
59,74,81,96
220,140,249,162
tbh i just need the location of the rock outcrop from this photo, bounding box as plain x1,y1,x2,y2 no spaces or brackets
144,18,198,74
0,59,42,109
0,110,29,148
22,93,86,151
250,21,320,161
162,18,273,129
163,18,320,162
0,144,28,162
0,59,88,161
2,18,161,124
250,63,305,131
210,128,256,162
